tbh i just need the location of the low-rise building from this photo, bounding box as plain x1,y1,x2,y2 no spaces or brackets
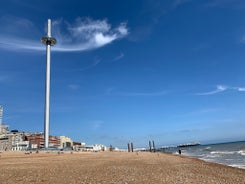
0,131,30,151
93,144,106,152
11,131,29,151
73,142,86,151
0,135,11,151
26,133,60,149
60,136,73,149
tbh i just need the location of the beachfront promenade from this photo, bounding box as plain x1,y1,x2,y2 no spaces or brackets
0,151,244,183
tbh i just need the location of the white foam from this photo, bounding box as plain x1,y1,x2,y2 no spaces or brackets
204,146,211,150
211,151,236,155
228,164,245,169
237,150,245,156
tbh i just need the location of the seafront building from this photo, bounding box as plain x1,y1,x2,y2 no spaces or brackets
0,131,68,151
0,123,107,152
11,131,29,151
26,133,60,149
0,127,107,152
60,136,73,149
93,144,107,151
0,131,55,151
0,134,11,151
0,130,107,152
0,105,107,152
0,130,28,151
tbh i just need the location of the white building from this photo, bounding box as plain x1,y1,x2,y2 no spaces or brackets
60,136,73,149
93,144,107,152
11,132,29,151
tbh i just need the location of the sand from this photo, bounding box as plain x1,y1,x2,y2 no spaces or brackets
0,151,244,184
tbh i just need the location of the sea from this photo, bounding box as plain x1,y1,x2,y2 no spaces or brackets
160,141,245,169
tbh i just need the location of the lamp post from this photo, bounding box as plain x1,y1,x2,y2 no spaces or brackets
41,19,56,148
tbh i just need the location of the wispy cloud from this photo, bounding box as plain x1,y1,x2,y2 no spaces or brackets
235,87,245,91
0,16,128,52
196,85,228,95
112,52,124,61
62,58,101,73
107,88,168,97
196,85,245,95
76,58,101,71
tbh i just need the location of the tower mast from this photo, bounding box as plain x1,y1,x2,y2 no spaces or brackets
0,105,3,134
41,19,56,148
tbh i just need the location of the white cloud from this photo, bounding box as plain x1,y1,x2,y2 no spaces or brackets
232,87,245,92
196,85,245,95
0,17,128,52
196,85,228,95
217,85,228,91
68,18,111,37
237,87,245,91
117,23,128,35
112,52,124,61
93,32,117,46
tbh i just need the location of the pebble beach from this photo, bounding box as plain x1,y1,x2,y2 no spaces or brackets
0,151,244,184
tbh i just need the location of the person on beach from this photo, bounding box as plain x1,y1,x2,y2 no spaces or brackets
178,149,181,155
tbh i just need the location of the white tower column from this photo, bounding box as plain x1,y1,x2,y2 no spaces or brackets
41,19,56,148
0,105,3,134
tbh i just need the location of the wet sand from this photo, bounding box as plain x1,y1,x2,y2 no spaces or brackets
0,151,244,184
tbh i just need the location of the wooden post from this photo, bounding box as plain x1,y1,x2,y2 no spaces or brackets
149,141,152,152
131,142,134,152
152,140,155,152
127,143,131,152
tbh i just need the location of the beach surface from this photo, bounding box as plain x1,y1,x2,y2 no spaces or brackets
0,151,244,184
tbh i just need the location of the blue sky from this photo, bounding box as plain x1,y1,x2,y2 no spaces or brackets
0,0,245,148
